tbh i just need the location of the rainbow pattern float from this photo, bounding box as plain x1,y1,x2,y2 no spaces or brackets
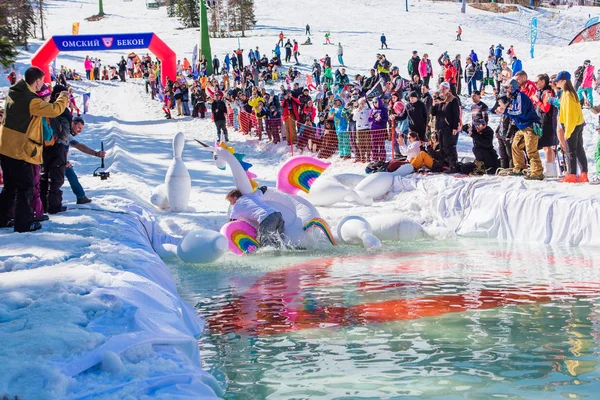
196,142,336,255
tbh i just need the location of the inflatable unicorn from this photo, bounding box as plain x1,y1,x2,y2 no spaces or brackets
303,163,415,207
195,141,336,255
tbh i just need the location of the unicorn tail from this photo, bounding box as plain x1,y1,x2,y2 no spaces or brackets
303,217,337,246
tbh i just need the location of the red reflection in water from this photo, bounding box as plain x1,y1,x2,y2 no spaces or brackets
205,251,599,336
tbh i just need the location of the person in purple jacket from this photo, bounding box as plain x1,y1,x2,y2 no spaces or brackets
369,97,389,162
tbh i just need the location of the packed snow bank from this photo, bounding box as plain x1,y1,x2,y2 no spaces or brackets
0,204,222,399
386,174,600,246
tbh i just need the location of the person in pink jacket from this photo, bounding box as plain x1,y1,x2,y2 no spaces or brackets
577,60,596,107
84,56,93,80
418,53,434,88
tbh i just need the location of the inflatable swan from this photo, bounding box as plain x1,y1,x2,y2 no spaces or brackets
195,142,336,254
304,164,415,206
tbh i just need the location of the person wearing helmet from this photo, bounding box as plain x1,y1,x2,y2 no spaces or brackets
495,78,543,180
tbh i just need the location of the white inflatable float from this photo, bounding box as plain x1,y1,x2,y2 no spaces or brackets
304,164,415,206
150,132,191,212
195,144,337,254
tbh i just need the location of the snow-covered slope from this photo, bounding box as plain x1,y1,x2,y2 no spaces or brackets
2,0,600,398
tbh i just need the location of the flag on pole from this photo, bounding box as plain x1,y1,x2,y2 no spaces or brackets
83,93,90,114
366,80,384,99
192,44,198,79
50,58,57,80
530,17,538,59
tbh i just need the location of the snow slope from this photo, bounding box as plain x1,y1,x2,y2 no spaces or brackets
2,0,600,398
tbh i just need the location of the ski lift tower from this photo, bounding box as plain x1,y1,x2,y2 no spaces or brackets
200,0,213,75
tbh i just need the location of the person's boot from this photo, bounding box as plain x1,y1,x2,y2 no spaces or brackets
34,214,49,222
543,161,558,178
77,196,92,204
16,221,42,233
48,206,67,214
577,172,589,183
0,218,14,228
471,160,486,175
559,174,577,183
524,173,544,181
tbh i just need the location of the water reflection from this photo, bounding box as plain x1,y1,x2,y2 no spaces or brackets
171,242,600,399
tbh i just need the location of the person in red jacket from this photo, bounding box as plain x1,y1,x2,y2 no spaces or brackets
282,90,300,143
443,57,457,96
293,40,300,65
514,70,537,103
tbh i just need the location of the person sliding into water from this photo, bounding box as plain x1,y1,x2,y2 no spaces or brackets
226,188,288,248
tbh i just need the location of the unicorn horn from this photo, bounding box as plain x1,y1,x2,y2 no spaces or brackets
194,139,215,152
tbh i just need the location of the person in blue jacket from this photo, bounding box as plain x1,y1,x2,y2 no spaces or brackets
494,44,504,62
380,33,388,49
511,56,522,76
469,49,478,63
329,97,351,158
273,44,281,59
254,47,260,65
224,54,231,72
495,78,543,180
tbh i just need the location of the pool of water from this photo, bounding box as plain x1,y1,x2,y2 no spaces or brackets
170,240,600,399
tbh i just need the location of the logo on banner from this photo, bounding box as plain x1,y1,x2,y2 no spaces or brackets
102,37,114,48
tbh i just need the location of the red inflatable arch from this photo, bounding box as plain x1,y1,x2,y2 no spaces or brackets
31,33,175,86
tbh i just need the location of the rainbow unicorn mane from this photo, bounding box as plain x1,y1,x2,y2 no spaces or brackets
277,156,331,195
303,217,337,246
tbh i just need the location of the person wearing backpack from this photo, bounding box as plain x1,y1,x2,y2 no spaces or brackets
577,60,596,107
574,63,585,91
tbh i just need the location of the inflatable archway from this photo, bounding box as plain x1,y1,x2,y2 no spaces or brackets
569,22,600,45
31,33,176,86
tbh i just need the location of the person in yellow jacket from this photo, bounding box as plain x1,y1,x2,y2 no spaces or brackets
0,67,69,232
554,71,588,183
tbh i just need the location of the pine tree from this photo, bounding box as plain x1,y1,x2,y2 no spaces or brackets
0,37,18,68
175,0,199,28
238,0,255,37
227,0,255,37
167,0,176,18
0,0,35,50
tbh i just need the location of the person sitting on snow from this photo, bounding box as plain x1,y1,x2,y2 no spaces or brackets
226,188,287,248
463,118,499,175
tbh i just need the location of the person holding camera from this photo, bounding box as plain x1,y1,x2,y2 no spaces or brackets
0,67,69,232
463,118,498,175
430,82,460,174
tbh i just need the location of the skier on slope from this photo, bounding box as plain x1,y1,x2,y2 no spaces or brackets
337,43,345,67
380,33,388,49
456,25,462,41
